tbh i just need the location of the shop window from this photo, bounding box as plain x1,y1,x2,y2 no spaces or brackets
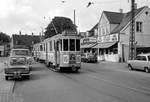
109,48,113,54
105,49,108,54
136,22,142,32
113,48,118,54
101,50,104,55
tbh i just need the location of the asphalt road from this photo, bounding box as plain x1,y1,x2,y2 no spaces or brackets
13,62,150,102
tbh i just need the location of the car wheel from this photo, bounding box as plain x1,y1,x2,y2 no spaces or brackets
72,67,78,73
128,64,133,70
145,67,150,73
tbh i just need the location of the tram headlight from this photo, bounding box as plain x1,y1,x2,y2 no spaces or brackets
63,55,69,63
76,55,81,63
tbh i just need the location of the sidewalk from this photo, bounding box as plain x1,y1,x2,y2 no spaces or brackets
0,57,15,102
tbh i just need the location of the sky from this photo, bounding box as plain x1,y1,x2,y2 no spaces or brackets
0,0,149,36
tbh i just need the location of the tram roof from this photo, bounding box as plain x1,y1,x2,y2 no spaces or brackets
44,33,80,41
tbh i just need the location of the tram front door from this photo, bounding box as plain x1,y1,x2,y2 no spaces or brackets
55,40,60,67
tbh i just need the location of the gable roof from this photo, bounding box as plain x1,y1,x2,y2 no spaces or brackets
12,34,41,49
104,11,124,24
89,23,98,32
88,23,98,37
111,6,146,34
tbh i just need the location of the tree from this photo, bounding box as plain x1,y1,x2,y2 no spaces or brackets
0,32,10,44
44,16,77,38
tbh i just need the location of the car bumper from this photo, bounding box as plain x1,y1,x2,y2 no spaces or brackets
5,73,31,78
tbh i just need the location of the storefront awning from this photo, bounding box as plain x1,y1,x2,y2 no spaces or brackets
81,43,97,48
92,42,117,48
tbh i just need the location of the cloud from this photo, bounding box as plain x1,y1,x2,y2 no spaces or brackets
0,0,149,35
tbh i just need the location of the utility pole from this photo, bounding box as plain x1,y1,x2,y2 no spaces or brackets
129,0,136,60
74,9,76,25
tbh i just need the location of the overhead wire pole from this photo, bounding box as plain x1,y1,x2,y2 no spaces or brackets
129,0,136,60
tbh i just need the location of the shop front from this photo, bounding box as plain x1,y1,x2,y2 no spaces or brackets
80,37,97,56
94,34,119,62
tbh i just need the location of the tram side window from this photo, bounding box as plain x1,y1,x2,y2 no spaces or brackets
56,41,59,51
60,39,62,51
63,39,68,51
40,45,43,51
49,41,52,51
43,44,45,51
70,39,75,51
76,39,80,51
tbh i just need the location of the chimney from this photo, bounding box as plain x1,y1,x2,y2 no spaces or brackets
19,31,21,35
119,9,123,13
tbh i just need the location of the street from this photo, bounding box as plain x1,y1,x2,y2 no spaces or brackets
11,61,150,102
0,57,150,102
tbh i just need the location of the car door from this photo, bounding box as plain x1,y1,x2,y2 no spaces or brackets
132,56,141,69
138,56,147,70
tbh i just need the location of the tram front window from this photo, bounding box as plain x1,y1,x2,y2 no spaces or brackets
76,39,80,51
70,39,75,51
63,39,68,51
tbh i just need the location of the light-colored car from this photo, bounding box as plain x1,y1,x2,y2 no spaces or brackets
4,56,31,80
127,53,150,73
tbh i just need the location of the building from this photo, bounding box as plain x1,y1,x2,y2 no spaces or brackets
0,45,4,56
11,34,41,51
0,43,10,57
82,6,150,62
80,23,98,54
97,6,150,62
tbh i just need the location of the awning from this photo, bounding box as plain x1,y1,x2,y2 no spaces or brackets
92,42,117,48
81,43,97,48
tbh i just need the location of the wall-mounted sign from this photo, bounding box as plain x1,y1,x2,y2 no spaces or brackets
98,34,118,43
81,37,97,45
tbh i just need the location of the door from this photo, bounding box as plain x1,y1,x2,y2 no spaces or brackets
132,56,141,69
138,56,147,70
45,42,48,63
54,40,60,66
56,41,60,65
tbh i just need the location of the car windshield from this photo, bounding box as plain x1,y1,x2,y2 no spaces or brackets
12,50,30,56
10,57,26,65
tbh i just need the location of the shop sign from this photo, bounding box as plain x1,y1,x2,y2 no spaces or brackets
98,34,118,43
81,37,97,45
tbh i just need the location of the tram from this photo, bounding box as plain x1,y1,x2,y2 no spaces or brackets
32,42,46,62
33,30,81,72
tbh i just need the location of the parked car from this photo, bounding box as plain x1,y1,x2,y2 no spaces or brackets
127,53,150,73
86,53,97,63
4,56,31,80
81,53,97,63
81,53,88,62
